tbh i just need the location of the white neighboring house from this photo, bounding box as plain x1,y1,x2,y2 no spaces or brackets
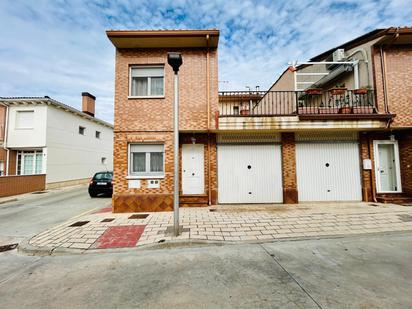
0,93,113,188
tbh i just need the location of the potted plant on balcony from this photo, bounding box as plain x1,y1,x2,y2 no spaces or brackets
330,83,347,95
304,88,322,95
353,88,368,95
340,101,352,114
240,105,250,115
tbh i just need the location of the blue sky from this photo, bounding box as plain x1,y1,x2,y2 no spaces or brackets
0,0,411,123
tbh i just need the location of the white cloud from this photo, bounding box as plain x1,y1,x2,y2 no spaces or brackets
0,0,411,123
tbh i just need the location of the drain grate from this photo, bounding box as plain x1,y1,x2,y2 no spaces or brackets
209,209,217,212
0,243,18,252
69,221,90,227
101,218,115,223
398,214,412,222
128,214,149,219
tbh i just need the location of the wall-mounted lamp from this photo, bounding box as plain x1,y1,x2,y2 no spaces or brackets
191,137,196,144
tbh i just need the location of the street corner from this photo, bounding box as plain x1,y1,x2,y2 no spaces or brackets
13,202,412,256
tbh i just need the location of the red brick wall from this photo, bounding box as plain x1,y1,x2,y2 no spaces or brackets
359,133,373,202
281,133,298,203
112,47,218,211
114,48,218,132
0,174,46,197
373,46,412,127
398,130,412,195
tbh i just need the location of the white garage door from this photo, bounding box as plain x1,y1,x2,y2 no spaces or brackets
296,143,362,201
218,144,283,203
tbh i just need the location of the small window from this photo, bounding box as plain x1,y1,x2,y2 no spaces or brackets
96,131,101,139
79,126,85,135
101,157,107,165
129,144,164,177
15,110,34,129
130,66,164,97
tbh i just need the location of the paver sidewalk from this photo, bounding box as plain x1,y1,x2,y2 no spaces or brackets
26,202,412,253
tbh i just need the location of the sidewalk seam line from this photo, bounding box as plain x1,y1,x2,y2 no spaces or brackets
259,243,323,309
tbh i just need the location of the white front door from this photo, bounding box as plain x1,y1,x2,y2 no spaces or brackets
374,141,402,193
217,144,283,203
182,144,204,194
296,142,362,201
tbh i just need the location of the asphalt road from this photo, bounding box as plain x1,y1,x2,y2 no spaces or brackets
0,232,411,308
0,185,110,246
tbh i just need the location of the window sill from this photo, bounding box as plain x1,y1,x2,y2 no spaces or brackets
126,175,165,180
128,96,165,99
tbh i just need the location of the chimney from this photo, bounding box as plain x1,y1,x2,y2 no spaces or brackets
81,92,95,117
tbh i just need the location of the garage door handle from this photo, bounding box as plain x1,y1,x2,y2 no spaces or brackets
192,173,195,176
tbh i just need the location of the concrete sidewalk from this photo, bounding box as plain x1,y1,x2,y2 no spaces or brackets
22,202,412,255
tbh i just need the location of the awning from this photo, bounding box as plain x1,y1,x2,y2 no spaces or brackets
311,65,353,88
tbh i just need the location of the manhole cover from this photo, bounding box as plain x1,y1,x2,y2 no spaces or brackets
398,214,412,222
101,218,115,223
0,243,18,252
128,214,149,219
69,221,90,227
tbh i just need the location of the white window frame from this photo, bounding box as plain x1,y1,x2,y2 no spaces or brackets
15,110,34,130
16,150,44,175
127,144,165,179
129,66,165,98
373,140,402,193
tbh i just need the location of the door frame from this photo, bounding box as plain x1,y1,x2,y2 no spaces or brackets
373,140,402,193
182,144,205,195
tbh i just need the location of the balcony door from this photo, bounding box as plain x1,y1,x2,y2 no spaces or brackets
374,140,402,193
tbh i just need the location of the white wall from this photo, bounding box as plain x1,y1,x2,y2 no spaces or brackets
45,105,113,184
7,105,47,148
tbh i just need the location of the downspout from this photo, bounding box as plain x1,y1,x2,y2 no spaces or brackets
206,34,212,206
380,46,389,114
0,101,9,176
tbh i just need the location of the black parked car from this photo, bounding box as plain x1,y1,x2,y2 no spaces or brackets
88,171,113,197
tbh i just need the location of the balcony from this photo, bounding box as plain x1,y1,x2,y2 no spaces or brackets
220,89,394,117
218,89,393,131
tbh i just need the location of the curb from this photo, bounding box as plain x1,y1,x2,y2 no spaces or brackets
18,238,54,256
17,230,412,257
18,238,87,256
0,198,18,205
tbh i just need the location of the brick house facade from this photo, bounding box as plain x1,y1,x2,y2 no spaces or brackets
108,27,412,212
107,30,219,212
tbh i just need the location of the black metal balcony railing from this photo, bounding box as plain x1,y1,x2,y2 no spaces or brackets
219,90,377,117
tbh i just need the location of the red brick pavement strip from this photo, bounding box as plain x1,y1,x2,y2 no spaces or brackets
94,225,146,249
